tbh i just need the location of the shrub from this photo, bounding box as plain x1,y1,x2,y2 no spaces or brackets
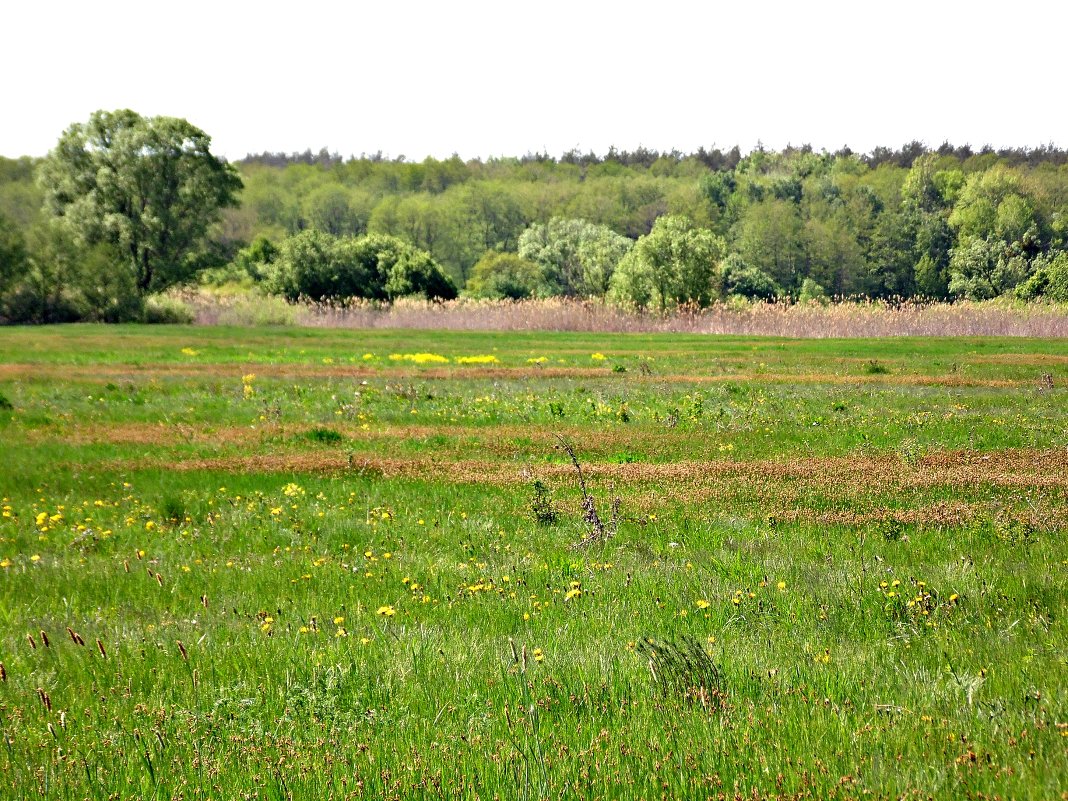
797,278,829,305
264,231,455,302
466,252,544,299
722,255,782,301
1016,251,1068,302
142,295,195,324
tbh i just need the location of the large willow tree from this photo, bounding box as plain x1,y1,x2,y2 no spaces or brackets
39,109,242,295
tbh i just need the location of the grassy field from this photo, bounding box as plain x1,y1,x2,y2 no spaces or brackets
1,324,1067,800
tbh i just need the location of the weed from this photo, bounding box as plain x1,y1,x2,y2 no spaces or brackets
898,437,924,464
877,518,906,542
0,392,12,411
555,434,620,546
529,480,557,525
864,359,891,375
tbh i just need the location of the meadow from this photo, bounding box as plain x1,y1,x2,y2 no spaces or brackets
0,324,1066,800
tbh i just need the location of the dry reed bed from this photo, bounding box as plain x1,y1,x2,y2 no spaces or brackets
187,294,1068,337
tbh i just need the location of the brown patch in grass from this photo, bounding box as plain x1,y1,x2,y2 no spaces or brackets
147,447,1068,529
969,353,1068,366
154,447,1068,491
0,361,1032,388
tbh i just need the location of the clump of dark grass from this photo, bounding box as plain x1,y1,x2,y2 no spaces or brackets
303,426,346,445
637,636,726,708
864,359,891,375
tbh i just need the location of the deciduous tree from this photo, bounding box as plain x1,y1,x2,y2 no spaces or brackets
39,110,242,295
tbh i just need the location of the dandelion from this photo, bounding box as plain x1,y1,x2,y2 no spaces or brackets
376,605,396,617
777,581,787,591
590,353,607,361
180,347,199,356
455,355,499,365
695,599,711,610
532,648,544,662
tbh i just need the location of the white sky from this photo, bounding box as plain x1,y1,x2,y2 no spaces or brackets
4,0,1065,161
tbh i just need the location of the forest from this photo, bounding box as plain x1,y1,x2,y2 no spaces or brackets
2,130,1068,323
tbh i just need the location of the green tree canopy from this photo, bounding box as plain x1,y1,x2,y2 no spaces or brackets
39,110,242,295
518,218,633,296
608,215,726,309
0,212,27,295
465,252,545,300
264,230,456,302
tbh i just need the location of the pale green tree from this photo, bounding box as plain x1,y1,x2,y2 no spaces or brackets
608,215,726,309
518,218,632,296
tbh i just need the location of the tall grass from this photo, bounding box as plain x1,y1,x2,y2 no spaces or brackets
181,291,1068,337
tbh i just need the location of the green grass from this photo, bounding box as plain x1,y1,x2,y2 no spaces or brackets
1,324,1066,799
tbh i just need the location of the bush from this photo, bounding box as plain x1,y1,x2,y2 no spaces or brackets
143,295,195,324
797,278,829,305
264,230,455,302
722,256,782,301
466,252,545,299
1016,251,1068,302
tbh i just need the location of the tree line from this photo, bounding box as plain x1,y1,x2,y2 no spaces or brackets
2,112,1067,324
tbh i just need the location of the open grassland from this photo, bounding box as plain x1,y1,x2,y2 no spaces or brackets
1,324,1067,800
